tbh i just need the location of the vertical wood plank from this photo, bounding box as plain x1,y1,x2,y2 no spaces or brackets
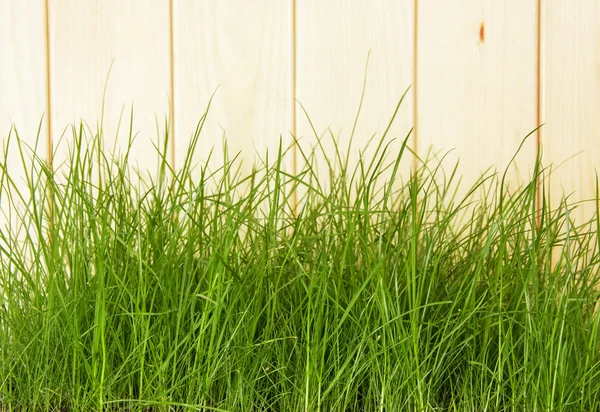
417,0,538,197
173,0,294,180
0,0,48,143
49,0,171,176
0,0,48,245
296,0,414,199
541,2,600,228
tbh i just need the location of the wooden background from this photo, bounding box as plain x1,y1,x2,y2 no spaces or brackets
1,0,598,225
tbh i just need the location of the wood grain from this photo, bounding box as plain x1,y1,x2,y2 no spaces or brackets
172,0,294,182
48,0,171,178
0,0,48,241
295,0,414,202
417,0,539,198
541,1,600,228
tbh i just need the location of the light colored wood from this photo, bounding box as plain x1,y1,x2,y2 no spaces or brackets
48,0,171,178
541,1,600,228
417,0,538,198
0,0,48,243
0,0,48,142
296,0,414,201
3,0,599,236
173,0,294,182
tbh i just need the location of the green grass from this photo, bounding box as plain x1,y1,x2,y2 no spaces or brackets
1,100,600,411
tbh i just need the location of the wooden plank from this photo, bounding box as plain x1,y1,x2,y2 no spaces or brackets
417,0,538,199
541,1,600,229
0,0,48,143
0,0,48,248
173,0,294,184
48,0,171,179
295,0,414,203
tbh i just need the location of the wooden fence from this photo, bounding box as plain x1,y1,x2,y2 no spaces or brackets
1,0,599,224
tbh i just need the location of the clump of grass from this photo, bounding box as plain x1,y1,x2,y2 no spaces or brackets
1,101,600,411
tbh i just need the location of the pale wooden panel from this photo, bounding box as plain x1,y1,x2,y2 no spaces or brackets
0,0,48,253
0,0,48,142
49,0,170,179
541,2,600,228
296,0,414,202
417,0,538,198
173,0,294,182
